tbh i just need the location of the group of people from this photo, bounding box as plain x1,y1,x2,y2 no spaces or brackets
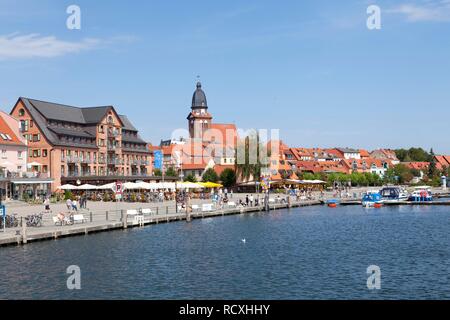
65,194,88,212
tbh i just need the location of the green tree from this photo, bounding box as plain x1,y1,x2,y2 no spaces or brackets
219,168,237,188
428,148,438,178
202,168,219,183
183,174,197,182
235,131,270,182
153,168,162,177
165,167,177,177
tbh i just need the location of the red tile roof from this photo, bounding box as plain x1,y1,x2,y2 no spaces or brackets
213,164,235,176
0,111,25,146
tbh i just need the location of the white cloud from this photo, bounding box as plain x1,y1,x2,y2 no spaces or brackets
389,0,450,22
0,33,101,60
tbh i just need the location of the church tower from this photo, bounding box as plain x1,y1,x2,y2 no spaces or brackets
187,81,212,140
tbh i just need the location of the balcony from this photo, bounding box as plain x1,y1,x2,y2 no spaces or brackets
108,129,120,137
107,143,118,152
66,156,79,163
80,158,92,164
98,158,106,164
107,158,121,166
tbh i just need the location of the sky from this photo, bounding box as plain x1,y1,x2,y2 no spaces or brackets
0,0,449,153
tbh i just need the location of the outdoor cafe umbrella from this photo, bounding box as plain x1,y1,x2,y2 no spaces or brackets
77,184,98,190
199,182,223,188
58,184,78,190
176,182,203,189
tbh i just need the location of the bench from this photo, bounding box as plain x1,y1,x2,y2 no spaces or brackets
73,214,87,224
126,209,139,216
227,201,236,208
202,203,214,212
141,208,152,215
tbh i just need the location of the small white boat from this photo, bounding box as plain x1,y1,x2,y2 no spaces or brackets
409,186,433,202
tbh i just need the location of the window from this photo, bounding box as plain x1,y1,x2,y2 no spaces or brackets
1,150,6,159
0,133,7,140
99,125,104,133
17,166,22,171
5,134,11,140
20,120,28,132
42,149,48,157
30,120,33,127
42,165,48,173
18,108,25,116
17,151,23,159
32,134,40,142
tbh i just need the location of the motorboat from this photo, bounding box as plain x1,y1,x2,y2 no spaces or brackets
362,191,382,207
409,186,433,202
379,187,409,203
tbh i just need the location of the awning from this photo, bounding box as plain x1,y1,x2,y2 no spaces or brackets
12,179,54,185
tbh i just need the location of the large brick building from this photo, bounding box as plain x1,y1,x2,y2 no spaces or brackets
10,98,153,191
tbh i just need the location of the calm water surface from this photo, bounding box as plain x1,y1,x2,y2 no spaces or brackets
1,205,449,299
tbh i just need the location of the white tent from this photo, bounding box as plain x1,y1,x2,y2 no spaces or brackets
97,183,116,190
123,182,145,190
58,184,78,190
176,182,203,189
77,184,98,190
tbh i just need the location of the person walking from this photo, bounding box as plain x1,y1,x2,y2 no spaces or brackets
249,194,254,206
245,195,249,206
44,197,50,213
71,199,78,211
66,198,72,211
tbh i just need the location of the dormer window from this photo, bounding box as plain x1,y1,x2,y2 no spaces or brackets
18,108,25,116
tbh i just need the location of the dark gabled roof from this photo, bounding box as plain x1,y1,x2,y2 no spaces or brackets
23,98,123,126
122,134,147,144
119,115,137,132
81,106,113,124
15,97,135,148
27,98,86,123
47,126,95,138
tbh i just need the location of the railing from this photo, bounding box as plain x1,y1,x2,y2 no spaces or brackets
107,159,121,165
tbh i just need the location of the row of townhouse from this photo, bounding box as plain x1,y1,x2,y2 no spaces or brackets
265,142,403,181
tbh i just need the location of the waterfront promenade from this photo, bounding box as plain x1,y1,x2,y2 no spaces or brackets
0,194,323,246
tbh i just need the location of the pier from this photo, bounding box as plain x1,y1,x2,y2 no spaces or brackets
0,200,321,247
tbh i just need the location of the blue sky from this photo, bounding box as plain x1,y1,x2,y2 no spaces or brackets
1,0,449,153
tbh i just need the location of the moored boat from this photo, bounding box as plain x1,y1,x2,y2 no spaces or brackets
362,191,382,208
409,186,433,202
379,187,409,203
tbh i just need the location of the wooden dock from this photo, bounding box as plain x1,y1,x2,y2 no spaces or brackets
0,200,321,247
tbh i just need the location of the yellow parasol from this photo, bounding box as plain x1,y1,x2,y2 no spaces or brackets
199,182,223,188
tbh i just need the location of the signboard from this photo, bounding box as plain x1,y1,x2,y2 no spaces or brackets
154,150,163,170
115,181,123,195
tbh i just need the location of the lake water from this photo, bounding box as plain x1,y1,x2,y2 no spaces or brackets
1,205,449,299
